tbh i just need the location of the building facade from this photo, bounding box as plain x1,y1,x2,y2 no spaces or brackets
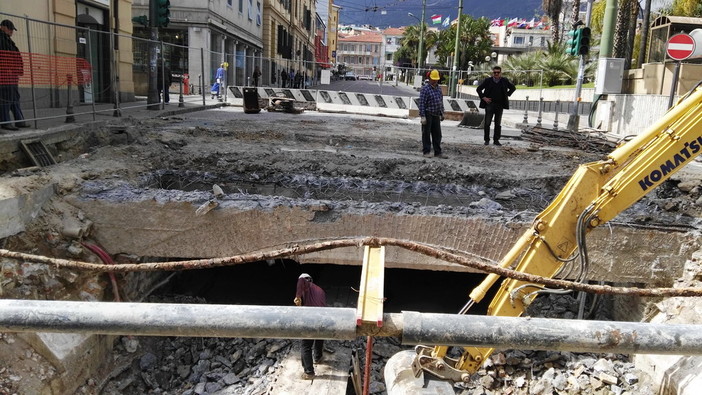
337,32,382,78
131,0,264,91
380,27,404,80
261,0,317,86
0,0,134,103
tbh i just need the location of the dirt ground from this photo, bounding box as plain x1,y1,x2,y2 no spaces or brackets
1,107,702,394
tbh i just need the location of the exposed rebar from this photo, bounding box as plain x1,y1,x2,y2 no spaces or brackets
2,237,702,298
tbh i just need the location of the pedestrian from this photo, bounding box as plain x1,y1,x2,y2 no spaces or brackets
252,66,261,87
280,69,288,88
418,69,446,159
289,70,295,88
211,63,225,99
293,273,326,380
157,61,172,104
0,19,29,131
476,66,516,146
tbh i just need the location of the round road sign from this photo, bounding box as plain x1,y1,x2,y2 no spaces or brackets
666,33,696,61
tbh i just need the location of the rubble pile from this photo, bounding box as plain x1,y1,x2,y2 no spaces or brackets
521,126,617,154
84,294,654,395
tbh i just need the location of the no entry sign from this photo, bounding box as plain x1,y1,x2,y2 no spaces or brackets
666,33,695,61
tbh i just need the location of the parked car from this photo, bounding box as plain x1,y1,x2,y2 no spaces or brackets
357,75,372,80
344,72,357,81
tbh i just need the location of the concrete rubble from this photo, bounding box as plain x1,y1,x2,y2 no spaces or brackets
0,104,701,394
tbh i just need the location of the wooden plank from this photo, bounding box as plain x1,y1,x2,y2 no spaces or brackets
266,343,352,394
356,246,385,327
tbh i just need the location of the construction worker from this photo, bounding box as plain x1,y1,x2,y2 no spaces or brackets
294,273,326,380
418,69,446,158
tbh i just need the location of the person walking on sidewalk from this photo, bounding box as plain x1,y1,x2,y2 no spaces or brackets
211,63,225,99
476,66,516,146
293,273,326,380
252,66,261,87
0,19,29,131
418,69,446,158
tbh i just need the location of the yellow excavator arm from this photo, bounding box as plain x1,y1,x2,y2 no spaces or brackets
415,85,702,382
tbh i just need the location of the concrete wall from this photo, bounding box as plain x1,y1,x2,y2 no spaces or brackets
592,94,670,136
458,85,595,104
65,194,689,286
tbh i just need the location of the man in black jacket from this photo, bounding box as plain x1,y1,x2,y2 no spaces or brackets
476,66,516,146
0,19,28,131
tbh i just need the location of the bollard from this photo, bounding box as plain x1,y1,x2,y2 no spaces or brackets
113,75,122,117
536,97,543,127
178,78,185,107
523,96,529,124
553,100,560,130
65,74,75,123
198,74,202,95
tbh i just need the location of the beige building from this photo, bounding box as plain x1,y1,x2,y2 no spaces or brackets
262,0,317,84
0,0,135,103
327,3,340,66
337,32,383,77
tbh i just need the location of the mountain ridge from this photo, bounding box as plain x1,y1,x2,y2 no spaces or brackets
336,0,544,28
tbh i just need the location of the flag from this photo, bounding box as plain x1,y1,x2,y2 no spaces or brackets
527,18,535,29
507,18,518,27
442,16,450,27
431,14,442,24
490,18,502,27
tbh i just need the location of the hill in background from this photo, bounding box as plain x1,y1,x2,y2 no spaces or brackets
337,0,544,28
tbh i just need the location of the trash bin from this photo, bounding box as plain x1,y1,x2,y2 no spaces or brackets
243,87,261,114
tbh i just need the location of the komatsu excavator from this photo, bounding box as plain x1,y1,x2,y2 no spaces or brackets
413,83,702,382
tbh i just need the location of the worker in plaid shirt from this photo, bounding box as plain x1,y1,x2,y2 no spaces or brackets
418,69,446,158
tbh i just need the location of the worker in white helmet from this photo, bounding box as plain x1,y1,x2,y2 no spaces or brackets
294,273,327,380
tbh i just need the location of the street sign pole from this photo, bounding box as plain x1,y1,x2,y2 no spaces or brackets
664,33,695,109
668,61,681,109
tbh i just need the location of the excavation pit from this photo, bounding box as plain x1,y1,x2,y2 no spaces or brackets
0,109,701,394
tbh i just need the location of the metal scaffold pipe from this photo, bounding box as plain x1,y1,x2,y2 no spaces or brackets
0,300,358,340
1,300,701,356
400,311,702,355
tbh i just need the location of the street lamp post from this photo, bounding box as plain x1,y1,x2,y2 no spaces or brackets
407,11,424,77
450,0,464,98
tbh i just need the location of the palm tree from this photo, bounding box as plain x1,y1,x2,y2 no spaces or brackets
571,0,582,24
612,0,633,59
542,0,564,43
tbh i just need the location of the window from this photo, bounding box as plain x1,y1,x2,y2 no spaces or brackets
513,36,524,45
227,0,232,6
239,0,243,13
256,2,261,25
248,0,253,20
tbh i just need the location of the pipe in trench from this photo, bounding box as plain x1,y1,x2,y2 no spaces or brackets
1,300,701,356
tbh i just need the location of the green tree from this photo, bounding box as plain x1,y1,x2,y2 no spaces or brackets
498,41,597,87
670,0,702,16
542,0,564,42
393,24,423,67
395,15,492,70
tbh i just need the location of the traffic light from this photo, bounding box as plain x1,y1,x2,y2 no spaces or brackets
578,27,591,55
566,27,591,56
566,28,580,56
154,0,170,27
131,15,149,27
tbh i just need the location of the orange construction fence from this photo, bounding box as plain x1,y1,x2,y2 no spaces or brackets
0,51,92,87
